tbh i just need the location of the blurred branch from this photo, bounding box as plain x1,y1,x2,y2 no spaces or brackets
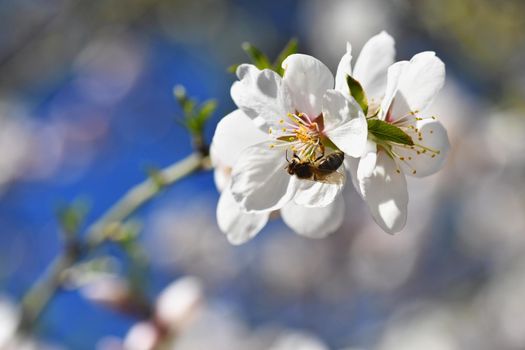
19,151,210,331
85,152,208,249
19,240,83,330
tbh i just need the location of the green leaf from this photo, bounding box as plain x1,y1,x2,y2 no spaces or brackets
242,42,272,70
227,63,240,74
56,199,90,238
346,75,368,115
173,85,217,135
273,38,298,75
197,99,217,123
367,119,414,146
173,85,196,115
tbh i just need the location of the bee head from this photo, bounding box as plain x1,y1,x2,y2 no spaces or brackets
286,152,313,179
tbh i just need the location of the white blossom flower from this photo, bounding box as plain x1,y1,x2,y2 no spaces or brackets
0,296,61,350
211,109,346,244
340,32,450,233
155,276,203,330
229,54,367,209
211,54,367,244
0,296,19,349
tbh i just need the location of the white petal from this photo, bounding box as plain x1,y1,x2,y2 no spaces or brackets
353,31,395,106
217,188,269,245
322,89,367,157
359,151,408,233
213,167,230,192
210,109,268,168
282,54,335,118
394,119,450,177
293,173,344,208
345,156,360,195
388,52,445,121
281,194,345,238
380,61,408,121
231,64,293,130
357,140,378,179
230,142,297,212
334,42,352,93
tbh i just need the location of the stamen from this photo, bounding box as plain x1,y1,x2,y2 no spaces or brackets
391,110,420,125
270,112,324,162
391,149,417,174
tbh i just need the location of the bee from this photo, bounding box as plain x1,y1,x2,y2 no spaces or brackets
286,150,345,184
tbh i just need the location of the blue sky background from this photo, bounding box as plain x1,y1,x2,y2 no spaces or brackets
1,0,524,349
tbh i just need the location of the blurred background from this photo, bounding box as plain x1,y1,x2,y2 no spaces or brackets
0,0,524,349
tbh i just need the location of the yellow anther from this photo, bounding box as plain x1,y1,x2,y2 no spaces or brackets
412,170,417,174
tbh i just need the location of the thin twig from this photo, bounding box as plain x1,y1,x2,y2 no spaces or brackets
19,152,209,331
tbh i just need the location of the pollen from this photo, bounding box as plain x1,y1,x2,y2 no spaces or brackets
272,112,323,161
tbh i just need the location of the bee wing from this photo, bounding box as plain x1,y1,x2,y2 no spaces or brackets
315,168,346,185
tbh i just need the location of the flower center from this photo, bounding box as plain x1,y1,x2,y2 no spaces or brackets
268,112,325,161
